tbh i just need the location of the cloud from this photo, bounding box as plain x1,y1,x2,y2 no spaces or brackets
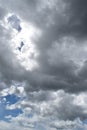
0,120,33,130
0,0,87,94
6,90,87,122
65,0,87,38
2,91,87,130
0,0,87,130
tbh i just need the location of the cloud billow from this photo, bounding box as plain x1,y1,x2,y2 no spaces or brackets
0,0,87,130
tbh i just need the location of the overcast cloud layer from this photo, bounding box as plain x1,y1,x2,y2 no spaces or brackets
0,0,87,130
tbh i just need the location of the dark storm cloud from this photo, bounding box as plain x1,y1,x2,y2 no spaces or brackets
1,1,87,129
65,0,87,38
0,0,87,94
31,0,87,93
1,0,87,38
0,0,87,96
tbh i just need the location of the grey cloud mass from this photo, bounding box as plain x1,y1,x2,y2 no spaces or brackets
0,0,87,130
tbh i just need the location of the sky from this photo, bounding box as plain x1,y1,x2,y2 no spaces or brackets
1,0,87,130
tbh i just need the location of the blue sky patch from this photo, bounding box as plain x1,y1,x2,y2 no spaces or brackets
4,94,20,105
7,14,22,32
0,94,22,122
83,119,87,124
